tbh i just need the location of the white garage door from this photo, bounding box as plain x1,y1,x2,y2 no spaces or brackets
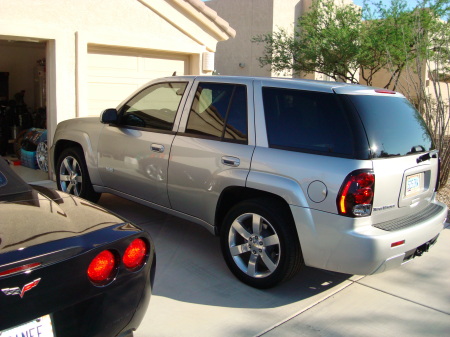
87,46,189,115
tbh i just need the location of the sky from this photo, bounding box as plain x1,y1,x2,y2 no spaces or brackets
204,0,425,8
350,0,428,9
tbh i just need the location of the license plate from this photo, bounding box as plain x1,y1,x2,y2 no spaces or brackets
1,314,55,337
406,173,421,197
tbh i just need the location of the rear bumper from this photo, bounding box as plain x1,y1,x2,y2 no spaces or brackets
291,201,447,275
52,260,154,337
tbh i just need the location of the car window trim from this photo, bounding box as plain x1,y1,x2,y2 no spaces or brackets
114,124,178,136
177,131,248,145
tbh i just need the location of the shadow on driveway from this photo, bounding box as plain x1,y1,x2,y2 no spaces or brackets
98,193,352,310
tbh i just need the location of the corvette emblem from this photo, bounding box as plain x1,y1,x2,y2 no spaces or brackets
1,278,41,298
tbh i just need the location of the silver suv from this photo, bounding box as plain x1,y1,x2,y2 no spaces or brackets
50,76,447,288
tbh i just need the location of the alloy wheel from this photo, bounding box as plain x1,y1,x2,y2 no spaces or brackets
59,156,83,196
228,213,281,278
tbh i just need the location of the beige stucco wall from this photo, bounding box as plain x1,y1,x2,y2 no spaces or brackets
207,0,274,76
207,0,301,77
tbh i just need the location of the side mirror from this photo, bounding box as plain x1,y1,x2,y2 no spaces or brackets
101,108,118,124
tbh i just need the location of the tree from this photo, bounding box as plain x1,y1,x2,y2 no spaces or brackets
392,2,450,186
252,0,448,87
253,0,363,82
359,0,419,89
361,0,449,89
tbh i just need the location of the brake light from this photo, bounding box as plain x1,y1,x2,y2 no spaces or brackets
87,250,117,285
375,89,396,94
338,170,375,217
123,238,148,270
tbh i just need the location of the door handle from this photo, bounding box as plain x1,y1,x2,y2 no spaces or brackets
222,156,240,167
151,144,165,153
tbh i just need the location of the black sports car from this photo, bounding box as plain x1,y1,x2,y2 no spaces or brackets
0,157,155,337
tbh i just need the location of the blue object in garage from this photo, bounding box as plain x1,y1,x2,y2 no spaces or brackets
20,128,47,169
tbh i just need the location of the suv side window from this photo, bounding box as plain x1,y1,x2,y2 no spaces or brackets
185,82,247,143
263,87,354,157
120,82,187,131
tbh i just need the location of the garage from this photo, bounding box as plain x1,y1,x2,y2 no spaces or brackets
87,45,190,115
0,0,235,180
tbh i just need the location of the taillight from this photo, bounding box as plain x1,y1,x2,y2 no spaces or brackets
435,157,441,192
87,250,117,285
123,238,148,270
338,170,375,217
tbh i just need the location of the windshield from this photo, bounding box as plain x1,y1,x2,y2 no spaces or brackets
0,157,32,197
346,95,434,158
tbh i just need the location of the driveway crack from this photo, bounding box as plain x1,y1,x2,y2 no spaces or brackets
254,280,356,336
354,281,450,316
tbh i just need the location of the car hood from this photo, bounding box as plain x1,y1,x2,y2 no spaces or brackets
0,185,128,255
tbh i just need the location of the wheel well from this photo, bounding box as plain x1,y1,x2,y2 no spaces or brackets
53,140,83,171
215,187,293,235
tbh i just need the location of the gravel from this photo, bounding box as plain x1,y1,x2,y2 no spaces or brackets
437,183,450,220
437,183,450,206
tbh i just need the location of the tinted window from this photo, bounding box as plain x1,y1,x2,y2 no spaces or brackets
185,83,247,142
0,158,32,197
0,171,6,187
120,82,187,131
263,87,356,157
347,95,434,158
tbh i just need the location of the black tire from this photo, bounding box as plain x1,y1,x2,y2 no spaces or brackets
220,198,304,288
56,147,101,203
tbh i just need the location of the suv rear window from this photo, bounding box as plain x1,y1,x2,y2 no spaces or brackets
346,95,434,158
263,87,363,158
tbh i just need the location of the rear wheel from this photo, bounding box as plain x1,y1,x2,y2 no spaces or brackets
56,147,101,202
220,198,303,288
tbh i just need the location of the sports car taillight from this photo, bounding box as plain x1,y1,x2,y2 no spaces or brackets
337,170,375,217
123,238,148,270
87,250,117,285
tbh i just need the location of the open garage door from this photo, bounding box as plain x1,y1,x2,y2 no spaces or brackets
87,45,189,115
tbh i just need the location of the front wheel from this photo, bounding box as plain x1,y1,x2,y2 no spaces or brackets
56,147,101,203
220,198,303,288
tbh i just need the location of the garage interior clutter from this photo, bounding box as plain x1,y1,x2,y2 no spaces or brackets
0,41,48,172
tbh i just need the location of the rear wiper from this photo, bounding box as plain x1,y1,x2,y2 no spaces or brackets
417,152,430,164
416,149,439,163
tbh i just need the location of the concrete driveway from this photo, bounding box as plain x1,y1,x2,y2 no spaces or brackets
95,193,450,337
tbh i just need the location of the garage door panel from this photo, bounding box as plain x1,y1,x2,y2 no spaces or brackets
89,54,139,73
89,82,139,101
87,47,189,116
89,83,141,114
143,57,186,74
89,101,120,114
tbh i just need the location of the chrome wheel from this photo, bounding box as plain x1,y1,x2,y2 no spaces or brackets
228,212,281,278
36,141,48,172
59,155,83,196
